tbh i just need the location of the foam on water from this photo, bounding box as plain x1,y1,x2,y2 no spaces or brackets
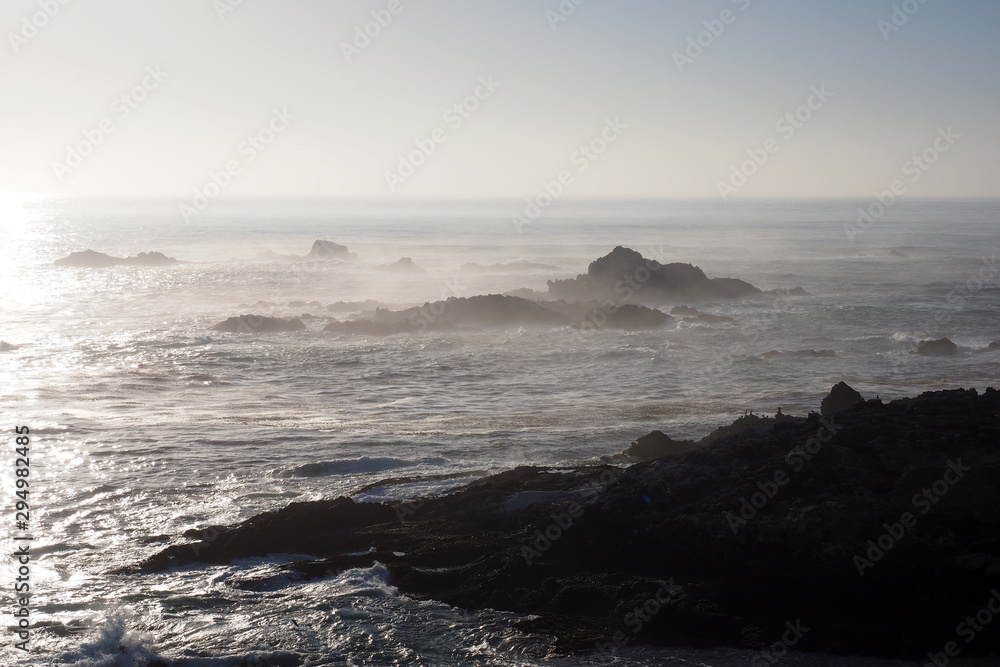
2,198,998,665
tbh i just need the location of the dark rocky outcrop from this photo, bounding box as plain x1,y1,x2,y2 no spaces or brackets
990,341,1000,351
324,296,674,335
820,381,865,417
123,387,1000,659
622,430,698,461
378,257,425,274
915,338,958,356
54,250,182,267
213,315,306,333
574,304,672,330
546,247,759,304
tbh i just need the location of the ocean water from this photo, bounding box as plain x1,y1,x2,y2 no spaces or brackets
1,197,998,666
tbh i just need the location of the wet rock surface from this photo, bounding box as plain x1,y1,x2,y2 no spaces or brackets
124,387,1000,658
915,338,959,356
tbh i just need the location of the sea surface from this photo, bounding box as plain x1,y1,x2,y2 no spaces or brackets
1,197,998,666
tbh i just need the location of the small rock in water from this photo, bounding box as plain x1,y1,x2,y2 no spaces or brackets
914,338,958,356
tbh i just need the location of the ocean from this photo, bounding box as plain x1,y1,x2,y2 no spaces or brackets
1,197,998,666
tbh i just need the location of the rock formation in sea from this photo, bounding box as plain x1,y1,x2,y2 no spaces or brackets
546,246,760,304
0,341,19,351
378,257,425,273
914,337,958,356
213,315,307,333
324,295,672,335
122,385,1000,659
308,240,358,261
54,250,182,267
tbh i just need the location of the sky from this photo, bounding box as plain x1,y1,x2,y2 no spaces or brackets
1,0,998,200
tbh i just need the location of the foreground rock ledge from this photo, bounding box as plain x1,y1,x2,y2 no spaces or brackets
121,387,1000,658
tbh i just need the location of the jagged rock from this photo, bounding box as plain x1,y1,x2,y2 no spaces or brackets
54,250,181,267
308,240,357,261
213,315,306,333
623,430,698,461
914,338,958,356
547,246,759,304
820,381,865,417
378,257,425,274
123,387,1000,659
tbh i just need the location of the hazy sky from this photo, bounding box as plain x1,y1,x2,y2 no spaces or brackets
2,0,998,199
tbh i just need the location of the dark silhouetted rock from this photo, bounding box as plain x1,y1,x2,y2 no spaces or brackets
623,430,698,461
820,381,864,417
990,341,1000,351
124,387,1000,659
575,304,672,330
213,315,306,333
546,246,759,304
915,338,958,356
308,240,357,261
378,257,425,274
54,250,182,267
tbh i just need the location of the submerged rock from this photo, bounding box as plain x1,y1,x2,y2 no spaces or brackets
914,338,958,356
213,315,306,333
124,387,1000,659
547,246,759,304
820,381,864,417
54,250,182,267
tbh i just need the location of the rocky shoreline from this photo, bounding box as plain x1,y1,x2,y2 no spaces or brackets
120,385,1000,659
